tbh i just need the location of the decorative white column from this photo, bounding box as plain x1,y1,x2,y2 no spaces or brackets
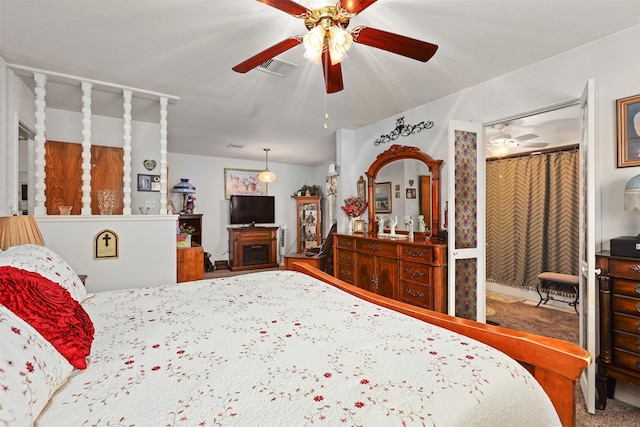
33,73,47,215
159,97,168,214
122,89,132,215
81,82,93,215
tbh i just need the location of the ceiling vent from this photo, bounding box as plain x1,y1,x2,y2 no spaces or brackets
227,143,244,149
257,58,297,77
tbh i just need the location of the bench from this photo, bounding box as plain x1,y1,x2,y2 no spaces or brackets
536,272,579,314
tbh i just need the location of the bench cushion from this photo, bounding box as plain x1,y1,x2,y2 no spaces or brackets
537,272,579,285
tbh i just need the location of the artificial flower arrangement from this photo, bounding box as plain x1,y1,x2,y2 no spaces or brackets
341,196,367,218
179,223,196,234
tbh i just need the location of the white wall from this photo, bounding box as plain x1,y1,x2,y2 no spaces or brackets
166,152,328,260
342,25,640,251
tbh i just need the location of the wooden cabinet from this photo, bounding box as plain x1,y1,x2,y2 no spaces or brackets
177,246,204,283
178,214,203,246
334,233,447,312
295,196,322,252
176,214,204,282
45,140,123,215
229,227,279,271
596,251,640,409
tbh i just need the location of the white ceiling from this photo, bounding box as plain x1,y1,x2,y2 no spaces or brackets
1,0,639,165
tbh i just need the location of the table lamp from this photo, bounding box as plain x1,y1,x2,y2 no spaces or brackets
0,215,46,250
173,178,196,213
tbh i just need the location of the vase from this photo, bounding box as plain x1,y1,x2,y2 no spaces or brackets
97,189,116,215
349,216,358,233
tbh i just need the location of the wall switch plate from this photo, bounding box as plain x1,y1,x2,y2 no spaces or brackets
145,200,155,208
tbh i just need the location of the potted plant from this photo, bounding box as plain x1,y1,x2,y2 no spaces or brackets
291,184,323,198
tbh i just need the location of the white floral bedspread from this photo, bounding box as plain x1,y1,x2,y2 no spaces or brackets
37,271,560,426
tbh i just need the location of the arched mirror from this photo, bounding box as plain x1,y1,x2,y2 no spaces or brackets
366,145,442,236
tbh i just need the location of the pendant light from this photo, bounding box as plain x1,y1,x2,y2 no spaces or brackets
259,148,276,183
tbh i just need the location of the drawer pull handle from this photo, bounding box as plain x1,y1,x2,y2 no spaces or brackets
635,284,640,295
339,269,352,277
637,360,640,370
636,322,640,332
367,245,382,251
630,265,640,273
405,268,425,277
636,303,640,313
405,288,425,298
636,340,640,351
405,249,425,258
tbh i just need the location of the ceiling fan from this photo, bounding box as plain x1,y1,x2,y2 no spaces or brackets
232,0,439,93
487,122,547,155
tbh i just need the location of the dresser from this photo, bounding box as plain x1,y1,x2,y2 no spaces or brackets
334,233,447,313
595,251,640,409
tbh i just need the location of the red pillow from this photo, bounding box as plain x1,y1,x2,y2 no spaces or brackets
0,266,94,369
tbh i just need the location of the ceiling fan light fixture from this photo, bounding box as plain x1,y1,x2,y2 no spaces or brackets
303,25,326,63
259,148,276,183
328,26,352,64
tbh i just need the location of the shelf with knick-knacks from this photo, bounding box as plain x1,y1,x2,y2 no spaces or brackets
295,196,322,252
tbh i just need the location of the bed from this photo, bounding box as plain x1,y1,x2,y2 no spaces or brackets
0,245,590,426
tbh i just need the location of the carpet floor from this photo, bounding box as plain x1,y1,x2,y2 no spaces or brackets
488,299,640,426
205,269,640,425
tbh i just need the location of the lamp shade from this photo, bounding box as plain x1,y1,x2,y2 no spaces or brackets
625,174,640,211
173,178,196,194
0,215,45,250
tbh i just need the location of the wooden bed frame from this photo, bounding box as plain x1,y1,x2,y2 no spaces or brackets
292,263,591,427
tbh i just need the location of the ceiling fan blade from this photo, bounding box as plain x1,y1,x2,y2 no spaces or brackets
339,0,377,15
232,37,302,73
257,0,309,17
515,133,538,142
322,46,344,93
351,26,438,62
521,142,549,149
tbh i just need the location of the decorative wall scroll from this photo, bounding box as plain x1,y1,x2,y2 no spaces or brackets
94,229,119,260
374,117,434,146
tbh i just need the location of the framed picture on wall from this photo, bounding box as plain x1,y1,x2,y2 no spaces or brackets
375,181,392,214
406,188,416,199
616,94,640,168
138,174,160,192
224,168,267,199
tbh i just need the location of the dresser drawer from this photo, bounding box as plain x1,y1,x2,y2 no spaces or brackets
336,263,355,283
613,348,640,373
613,278,640,298
400,280,432,309
355,239,397,257
400,260,431,283
615,330,640,354
608,258,640,280
613,294,640,316
399,245,432,263
335,235,356,249
614,312,640,335
336,249,355,264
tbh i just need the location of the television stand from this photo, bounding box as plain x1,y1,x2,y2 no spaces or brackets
228,226,279,271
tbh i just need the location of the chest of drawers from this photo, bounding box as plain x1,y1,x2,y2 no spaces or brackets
334,233,447,313
596,251,640,409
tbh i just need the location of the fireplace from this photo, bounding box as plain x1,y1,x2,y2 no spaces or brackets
242,244,269,266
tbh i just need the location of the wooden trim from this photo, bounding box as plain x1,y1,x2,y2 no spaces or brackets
291,262,591,427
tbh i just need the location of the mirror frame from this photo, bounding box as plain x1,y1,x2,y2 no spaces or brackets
365,145,442,236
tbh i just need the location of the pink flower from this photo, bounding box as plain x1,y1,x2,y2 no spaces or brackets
341,196,366,218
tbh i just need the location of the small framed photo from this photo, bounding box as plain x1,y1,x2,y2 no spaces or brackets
617,94,640,168
354,219,365,234
138,174,160,192
406,188,416,199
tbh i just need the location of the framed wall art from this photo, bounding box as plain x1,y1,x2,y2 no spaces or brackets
137,174,160,192
375,181,392,214
406,188,416,199
224,168,267,199
617,94,640,168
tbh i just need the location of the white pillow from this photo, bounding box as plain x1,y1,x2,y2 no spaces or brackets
0,244,87,302
0,305,74,425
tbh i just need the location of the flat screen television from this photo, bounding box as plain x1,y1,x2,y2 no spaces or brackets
230,195,275,226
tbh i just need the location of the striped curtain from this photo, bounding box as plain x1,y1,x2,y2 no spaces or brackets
486,149,579,291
